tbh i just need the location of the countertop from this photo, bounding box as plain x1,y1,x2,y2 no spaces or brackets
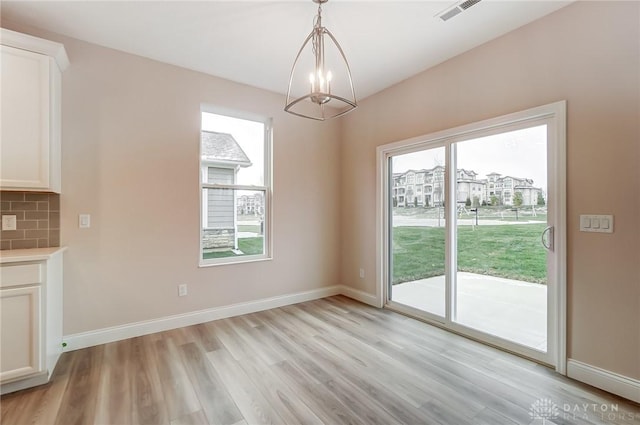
0,247,67,264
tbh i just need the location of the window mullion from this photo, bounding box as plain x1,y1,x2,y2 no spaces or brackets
202,183,268,191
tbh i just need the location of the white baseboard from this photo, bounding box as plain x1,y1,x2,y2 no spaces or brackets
567,359,640,403
1,372,48,395
64,285,342,351
340,285,381,307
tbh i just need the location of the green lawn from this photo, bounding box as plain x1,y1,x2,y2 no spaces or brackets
202,237,264,260
392,224,547,284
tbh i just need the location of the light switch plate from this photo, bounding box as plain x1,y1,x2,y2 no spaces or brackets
2,215,17,231
79,214,91,228
579,214,613,233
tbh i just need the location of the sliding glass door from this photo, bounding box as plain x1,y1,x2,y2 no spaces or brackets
382,103,565,367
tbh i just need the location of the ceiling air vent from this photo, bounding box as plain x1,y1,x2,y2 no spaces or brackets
437,0,482,22
459,0,482,10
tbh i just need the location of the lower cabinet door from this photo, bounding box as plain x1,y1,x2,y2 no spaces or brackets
0,286,42,382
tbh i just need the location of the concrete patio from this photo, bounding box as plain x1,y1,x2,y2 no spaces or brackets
391,272,547,351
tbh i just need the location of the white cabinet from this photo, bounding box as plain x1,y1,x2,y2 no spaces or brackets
0,29,68,193
0,285,42,382
0,248,65,394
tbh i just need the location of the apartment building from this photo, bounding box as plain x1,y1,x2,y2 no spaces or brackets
393,168,544,207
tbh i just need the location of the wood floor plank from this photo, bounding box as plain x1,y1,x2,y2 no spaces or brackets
207,348,286,425
273,360,369,425
93,339,133,425
154,338,201,421
2,296,638,425
129,335,171,425
54,345,104,425
274,305,328,337
169,409,209,425
206,319,254,362
178,342,243,425
419,398,475,425
236,354,326,425
308,334,452,423
188,322,223,353
2,383,48,424
225,316,284,366
473,407,521,425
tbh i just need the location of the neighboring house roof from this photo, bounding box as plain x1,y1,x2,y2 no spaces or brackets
201,131,252,167
458,168,477,176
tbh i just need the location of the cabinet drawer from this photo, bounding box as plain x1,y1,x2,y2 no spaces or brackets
0,263,43,288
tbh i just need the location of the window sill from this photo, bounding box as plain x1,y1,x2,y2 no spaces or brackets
199,255,272,268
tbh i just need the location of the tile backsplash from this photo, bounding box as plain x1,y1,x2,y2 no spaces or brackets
1,191,60,250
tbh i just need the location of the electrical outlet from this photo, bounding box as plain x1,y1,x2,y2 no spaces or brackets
178,284,188,297
359,268,365,279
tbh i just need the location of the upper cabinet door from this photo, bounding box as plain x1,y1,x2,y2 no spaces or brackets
1,28,67,193
0,45,53,191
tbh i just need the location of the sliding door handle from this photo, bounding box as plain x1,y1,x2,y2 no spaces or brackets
541,225,554,252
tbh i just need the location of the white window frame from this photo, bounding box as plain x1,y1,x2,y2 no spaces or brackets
199,105,273,267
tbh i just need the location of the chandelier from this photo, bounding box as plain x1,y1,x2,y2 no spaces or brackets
285,0,357,121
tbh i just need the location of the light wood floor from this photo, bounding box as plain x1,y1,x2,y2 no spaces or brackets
2,296,639,425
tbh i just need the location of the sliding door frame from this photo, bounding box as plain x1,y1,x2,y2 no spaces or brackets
375,101,567,373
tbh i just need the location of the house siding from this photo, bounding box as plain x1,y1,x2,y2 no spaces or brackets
204,167,235,249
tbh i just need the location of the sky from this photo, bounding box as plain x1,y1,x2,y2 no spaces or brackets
392,125,548,190
201,111,265,187
202,112,547,192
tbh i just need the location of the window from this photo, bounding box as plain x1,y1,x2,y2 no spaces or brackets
200,108,271,266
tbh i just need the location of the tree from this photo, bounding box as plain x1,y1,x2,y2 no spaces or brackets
405,188,414,207
433,184,443,206
513,192,524,207
465,197,471,207
414,197,418,207
490,195,499,206
537,192,546,206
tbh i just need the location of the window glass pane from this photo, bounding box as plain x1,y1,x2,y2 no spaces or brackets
202,188,266,260
454,125,548,351
390,147,446,317
201,112,265,186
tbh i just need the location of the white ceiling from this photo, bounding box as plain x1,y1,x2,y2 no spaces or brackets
1,1,573,100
